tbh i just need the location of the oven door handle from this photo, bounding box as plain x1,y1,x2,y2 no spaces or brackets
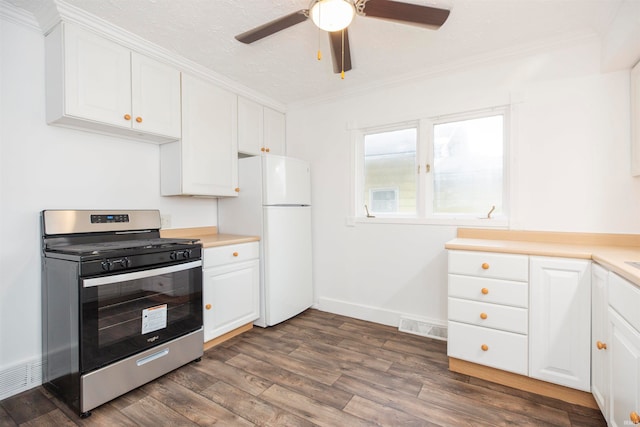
82,260,202,288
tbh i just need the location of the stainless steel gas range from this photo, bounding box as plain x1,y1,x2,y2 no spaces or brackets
40,209,204,418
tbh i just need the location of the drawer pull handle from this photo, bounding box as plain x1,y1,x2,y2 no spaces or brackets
481,288,489,295
596,341,607,350
481,263,490,270
481,344,489,351
205,304,212,310
233,252,239,257
480,313,488,320
631,412,640,424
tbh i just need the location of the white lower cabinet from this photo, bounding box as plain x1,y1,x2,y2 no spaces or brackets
447,250,529,375
202,242,259,342
529,256,591,391
591,263,610,418
608,272,640,427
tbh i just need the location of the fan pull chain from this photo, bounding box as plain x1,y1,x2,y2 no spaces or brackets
341,29,345,79
317,4,322,61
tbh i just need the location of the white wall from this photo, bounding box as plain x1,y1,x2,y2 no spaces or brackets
0,13,216,396
286,39,640,328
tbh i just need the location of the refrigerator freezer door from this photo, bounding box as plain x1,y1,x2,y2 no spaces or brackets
263,206,313,326
262,155,311,206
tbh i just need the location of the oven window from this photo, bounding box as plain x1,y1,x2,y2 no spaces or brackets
81,263,202,373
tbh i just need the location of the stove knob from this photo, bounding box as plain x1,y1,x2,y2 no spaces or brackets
120,258,131,268
169,251,177,260
101,260,112,271
182,249,191,259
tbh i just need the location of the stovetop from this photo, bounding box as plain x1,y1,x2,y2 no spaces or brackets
47,238,199,256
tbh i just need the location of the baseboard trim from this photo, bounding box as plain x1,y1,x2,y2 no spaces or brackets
314,297,445,331
449,357,598,409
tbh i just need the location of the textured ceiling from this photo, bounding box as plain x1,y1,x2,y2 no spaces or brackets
6,0,623,106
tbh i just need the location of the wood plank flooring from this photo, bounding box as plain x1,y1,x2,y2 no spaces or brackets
0,309,606,426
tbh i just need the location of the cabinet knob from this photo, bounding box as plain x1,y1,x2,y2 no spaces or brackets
481,263,490,270
261,147,266,152
266,147,270,152
630,412,640,424
234,187,240,193
124,114,131,121
480,312,488,320
136,116,143,123
233,252,239,257
596,341,607,350
205,304,211,310
481,344,489,351
481,288,489,295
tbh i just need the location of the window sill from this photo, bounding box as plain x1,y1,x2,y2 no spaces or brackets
347,216,509,228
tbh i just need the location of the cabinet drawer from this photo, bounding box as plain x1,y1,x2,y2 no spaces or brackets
447,321,528,375
448,298,528,334
448,274,528,307
609,272,640,332
203,242,259,268
448,250,528,282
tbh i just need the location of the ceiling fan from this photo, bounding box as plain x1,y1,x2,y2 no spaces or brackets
235,0,450,77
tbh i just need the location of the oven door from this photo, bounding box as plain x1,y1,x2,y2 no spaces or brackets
80,260,202,373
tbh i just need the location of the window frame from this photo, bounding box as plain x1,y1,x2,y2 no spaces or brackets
350,107,510,227
353,121,422,220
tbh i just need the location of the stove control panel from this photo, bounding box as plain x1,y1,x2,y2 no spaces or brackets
91,214,129,224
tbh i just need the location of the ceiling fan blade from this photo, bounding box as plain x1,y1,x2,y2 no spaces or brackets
362,0,450,29
329,29,352,74
235,10,308,44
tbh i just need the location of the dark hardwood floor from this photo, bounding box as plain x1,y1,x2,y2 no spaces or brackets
0,309,606,426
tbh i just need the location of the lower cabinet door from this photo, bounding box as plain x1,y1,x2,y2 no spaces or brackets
203,259,259,342
447,321,528,375
529,256,591,391
609,308,640,427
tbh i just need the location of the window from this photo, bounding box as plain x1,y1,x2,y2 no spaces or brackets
360,126,418,216
354,108,508,224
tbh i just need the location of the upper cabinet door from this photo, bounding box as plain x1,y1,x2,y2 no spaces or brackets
237,96,264,156
131,52,181,139
180,73,238,196
263,107,286,155
63,24,131,128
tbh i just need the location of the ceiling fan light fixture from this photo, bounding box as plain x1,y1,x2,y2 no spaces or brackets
310,0,355,32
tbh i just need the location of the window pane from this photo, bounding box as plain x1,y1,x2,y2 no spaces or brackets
363,128,417,215
433,115,503,215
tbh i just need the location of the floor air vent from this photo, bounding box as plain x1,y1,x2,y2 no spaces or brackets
399,318,447,341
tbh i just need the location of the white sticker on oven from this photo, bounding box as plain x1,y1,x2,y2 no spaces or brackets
142,304,168,335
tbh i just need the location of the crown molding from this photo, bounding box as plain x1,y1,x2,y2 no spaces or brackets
289,30,600,110
0,0,40,32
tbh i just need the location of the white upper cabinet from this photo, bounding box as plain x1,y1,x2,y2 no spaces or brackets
45,22,181,143
529,256,591,392
160,73,238,197
237,96,285,156
263,107,286,155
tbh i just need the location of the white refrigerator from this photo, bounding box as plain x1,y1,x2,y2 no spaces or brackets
218,155,313,327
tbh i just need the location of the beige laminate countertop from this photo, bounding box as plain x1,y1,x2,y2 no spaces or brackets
160,226,259,249
446,229,640,287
